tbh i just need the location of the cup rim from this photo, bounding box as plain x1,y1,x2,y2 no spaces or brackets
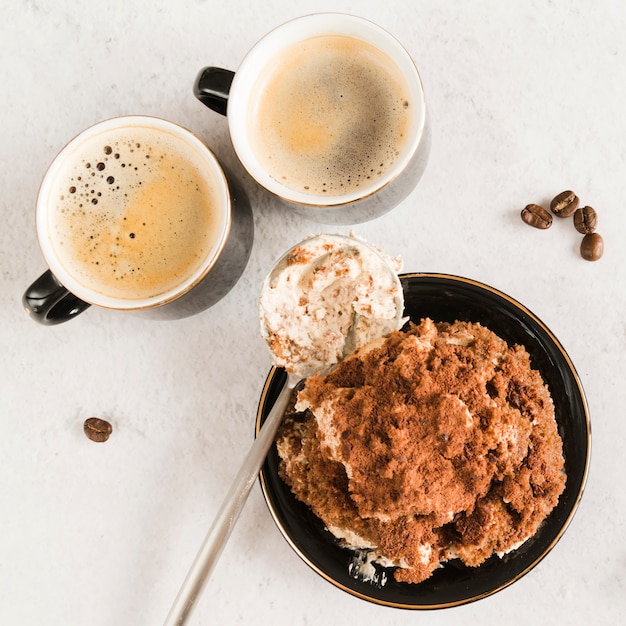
227,13,428,208
35,115,231,311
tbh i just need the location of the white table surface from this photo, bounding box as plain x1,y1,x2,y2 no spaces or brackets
2,1,625,624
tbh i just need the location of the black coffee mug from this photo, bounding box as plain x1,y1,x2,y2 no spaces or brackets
194,13,430,225
23,115,253,325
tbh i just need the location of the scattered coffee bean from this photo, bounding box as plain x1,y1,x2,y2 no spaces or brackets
580,232,604,261
521,203,553,229
523,190,605,261
573,206,597,234
83,417,113,442
550,190,579,217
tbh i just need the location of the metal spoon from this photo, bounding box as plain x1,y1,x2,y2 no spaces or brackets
162,371,299,626
163,234,404,625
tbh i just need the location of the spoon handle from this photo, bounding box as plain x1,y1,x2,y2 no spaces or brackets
163,373,297,626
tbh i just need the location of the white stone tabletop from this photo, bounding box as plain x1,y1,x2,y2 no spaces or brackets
1,1,624,624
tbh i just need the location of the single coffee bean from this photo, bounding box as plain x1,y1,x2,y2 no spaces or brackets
550,190,579,217
573,206,597,234
84,417,113,442
580,232,604,261
521,204,553,229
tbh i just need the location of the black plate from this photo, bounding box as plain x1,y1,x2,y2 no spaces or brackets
256,273,590,609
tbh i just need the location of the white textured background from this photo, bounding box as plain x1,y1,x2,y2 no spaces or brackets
1,1,624,624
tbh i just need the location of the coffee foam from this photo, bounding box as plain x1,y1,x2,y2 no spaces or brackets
250,35,412,197
48,125,223,301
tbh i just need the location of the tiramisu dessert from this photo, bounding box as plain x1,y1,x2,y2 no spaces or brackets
276,318,566,584
259,234,406,378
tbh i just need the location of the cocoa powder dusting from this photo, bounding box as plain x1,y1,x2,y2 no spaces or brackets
276,318,566,584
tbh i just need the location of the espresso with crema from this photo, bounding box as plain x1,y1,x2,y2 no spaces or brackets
47,125,224,301
250,35,413,197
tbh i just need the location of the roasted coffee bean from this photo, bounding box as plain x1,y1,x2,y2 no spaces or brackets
84,417,113,442
550,190,579,217
521,204,553,229
573,206,597,234
580,232,604,261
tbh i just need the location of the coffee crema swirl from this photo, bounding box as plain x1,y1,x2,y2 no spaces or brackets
250,34,413,197
48,125,223,301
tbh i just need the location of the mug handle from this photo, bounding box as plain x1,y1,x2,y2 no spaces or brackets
193,67,235,116
23,270,91,325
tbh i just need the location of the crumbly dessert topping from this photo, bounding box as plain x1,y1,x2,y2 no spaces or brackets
277,318,566,584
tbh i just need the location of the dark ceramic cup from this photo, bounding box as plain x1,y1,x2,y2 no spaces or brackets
194,13,430,225
23,115,253,325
